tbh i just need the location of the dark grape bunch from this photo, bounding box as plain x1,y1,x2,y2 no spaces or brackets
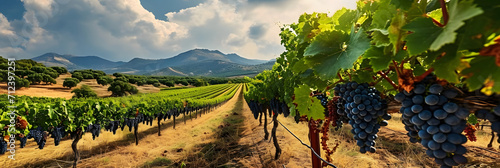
394,75,469,168
476,106,500,144
20,136,27,148
334,82,391,153
0,139,6,154
27,127,47,149
247,100,261,119
269,97,290,117
51,126,66,146
105,121,120,135
85,124,101,140
124,118,139,132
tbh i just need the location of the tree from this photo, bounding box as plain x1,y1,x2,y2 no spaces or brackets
71,85,97,98
41,73,56,85
27,73,43,84
72,72,84,81
114,76,129,83
175,79,189,86
63,78,80,89
153,82,160,87
146,79,159,85
108,81,138,96
97,76,113,86
50,66,68,74
160,80,175,87
14,76,30,89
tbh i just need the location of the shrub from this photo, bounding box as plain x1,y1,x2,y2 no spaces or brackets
63,78,80,89
97,76,113,86
71,85,97,98
108,81,138,96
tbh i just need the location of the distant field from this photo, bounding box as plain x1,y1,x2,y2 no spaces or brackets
0,73,185,99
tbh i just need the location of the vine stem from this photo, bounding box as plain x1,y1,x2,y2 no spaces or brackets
440,0,449,26
377,71,399,90
392,60,401,77
415,68,435,82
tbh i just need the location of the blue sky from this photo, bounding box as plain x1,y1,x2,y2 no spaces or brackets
0,0,356,61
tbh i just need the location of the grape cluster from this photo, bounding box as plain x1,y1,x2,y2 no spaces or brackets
27,127,47,149
85,124,101,140
20,136,27,148
327,97,343,131
334,82,390,153
394,76,469,168
247,100,261,119
51,126,66,146
105,121,120,135
269,97,290,117
476,106,500,144
124,118,139,132
0,139,6,154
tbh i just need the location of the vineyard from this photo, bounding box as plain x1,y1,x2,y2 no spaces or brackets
0,83,242,167
1,0,500,168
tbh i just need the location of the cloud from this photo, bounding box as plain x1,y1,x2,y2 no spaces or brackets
0,0,356,61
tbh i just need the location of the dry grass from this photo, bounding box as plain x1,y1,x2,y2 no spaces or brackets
0,74,171,99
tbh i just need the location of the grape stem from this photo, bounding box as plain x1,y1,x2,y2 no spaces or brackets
392,60,401,77
440,0,449,26
414,68,434,82
377,71,399,90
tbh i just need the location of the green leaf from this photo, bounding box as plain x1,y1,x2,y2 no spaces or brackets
404,0,483,55
403,17,442,55
336,9,357,32
388,12,407,54
293,85,324,120
371,30,390,47
462,57,500,93
431,0,483,51
370,0,395,30
47,105,54,119
363,46,392,71
305,26,370,79
467,114,478,125
390,0,414,11
304,30,346,57
431,45,460,83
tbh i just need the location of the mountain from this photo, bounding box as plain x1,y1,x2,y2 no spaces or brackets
147,60,276,77
32,53,125,70
116,49,269,71
30,49,274,77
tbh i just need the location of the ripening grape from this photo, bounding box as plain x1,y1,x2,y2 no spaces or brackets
334,82,389,153
0,140,6,154
393,74,469,167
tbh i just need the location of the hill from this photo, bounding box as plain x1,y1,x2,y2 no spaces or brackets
31,53,125,70
31,49,273,77
147,60,275,77
116,49,269,72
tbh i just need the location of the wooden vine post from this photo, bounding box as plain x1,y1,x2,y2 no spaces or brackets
309,119,321,168
71,129,83,168
157,115,161,136
263,106,269,140
134,121,139,145
271,112,281,159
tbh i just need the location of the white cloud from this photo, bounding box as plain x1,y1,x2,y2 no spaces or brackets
0,0,356,61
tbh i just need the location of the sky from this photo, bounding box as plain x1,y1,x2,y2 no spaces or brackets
0,0,356,61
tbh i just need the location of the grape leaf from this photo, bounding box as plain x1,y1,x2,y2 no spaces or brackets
371,30,391,47
390,0,413,11
404,0,483,55
388,12,407,54
304,26,370,79
462,56,500,93
293,84,324,120
403,17,441,55
363,46,392,71
432,45,461,83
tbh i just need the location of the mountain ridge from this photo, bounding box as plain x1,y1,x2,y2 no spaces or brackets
30,49,274,77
